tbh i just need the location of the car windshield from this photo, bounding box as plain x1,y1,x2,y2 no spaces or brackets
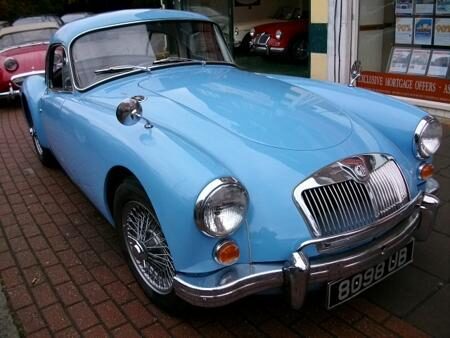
71,20,233,89
273,7,302,20
0,28,57,50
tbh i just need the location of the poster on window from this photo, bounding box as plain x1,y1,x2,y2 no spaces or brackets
389,48,412,73
407,49,431,75
415,0,435,14
436,0,450,15
396,17,414,44
435,18,450,46
414,17,433,45
427,50,450,77
396,0,414,15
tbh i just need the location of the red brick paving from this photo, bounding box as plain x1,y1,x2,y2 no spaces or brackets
0,103,433,337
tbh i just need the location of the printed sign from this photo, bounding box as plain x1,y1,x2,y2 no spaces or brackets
396,17,414,44
389,48,412,73
428,50,450,77
414,17,433,45
436,0,450,15
358,71,450,103
396,0,414,15
415,0,435,14
435,18,450,46
408,49,431,75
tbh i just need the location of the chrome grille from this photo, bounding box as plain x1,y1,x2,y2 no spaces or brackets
256,33,270,45
296,157,409,237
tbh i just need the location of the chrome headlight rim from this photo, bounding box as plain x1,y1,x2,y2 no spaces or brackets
414,116,443,159
195,177,249,238
249,28,256,38
4,57,18,72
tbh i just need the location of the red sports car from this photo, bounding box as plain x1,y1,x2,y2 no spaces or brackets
250,7,309,62
0,22,59,97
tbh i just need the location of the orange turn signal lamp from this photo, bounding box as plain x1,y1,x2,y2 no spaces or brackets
419,163,434,180
214,240,240,266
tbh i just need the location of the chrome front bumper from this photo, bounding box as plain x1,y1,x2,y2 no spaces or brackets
174,186,440,309
252,45,286,55
0,83,20,98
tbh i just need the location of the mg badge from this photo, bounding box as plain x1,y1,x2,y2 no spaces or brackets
341,157,370,181
354,164,368,179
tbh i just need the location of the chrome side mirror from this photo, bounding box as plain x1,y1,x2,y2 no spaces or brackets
349,60,362,87
116,97,153,129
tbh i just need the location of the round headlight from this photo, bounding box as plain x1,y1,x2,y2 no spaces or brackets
195,177,248,238
234,27,239,36
250,28,256,38
4,57,18,72
275,30,283,40
414,116,443,159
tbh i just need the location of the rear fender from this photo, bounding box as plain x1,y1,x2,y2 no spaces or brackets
21,75,49,147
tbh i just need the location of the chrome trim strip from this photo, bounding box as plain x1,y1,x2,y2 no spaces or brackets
10,70,45,87
0,41,49,53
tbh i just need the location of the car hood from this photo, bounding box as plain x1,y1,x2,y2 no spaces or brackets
137,66,352,151
255,20,306,33
235,18,285,31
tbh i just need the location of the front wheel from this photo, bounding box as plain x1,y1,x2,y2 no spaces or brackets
290,38,309,63
113,178,181,310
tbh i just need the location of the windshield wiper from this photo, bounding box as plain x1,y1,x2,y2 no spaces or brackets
152,57,205,65
94,65,151,75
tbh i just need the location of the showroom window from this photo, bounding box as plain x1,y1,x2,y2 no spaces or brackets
357,0,450,104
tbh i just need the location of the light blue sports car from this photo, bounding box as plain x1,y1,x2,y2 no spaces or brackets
20,9,442,310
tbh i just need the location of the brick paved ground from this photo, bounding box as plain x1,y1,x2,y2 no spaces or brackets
0,102,448,337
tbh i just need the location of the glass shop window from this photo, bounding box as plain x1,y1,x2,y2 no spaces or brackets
357,0,450,104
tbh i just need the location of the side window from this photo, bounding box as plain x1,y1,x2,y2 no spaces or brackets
49,46,72,91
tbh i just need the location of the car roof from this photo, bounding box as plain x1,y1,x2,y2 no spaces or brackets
52,9,210,45
0,22,60,37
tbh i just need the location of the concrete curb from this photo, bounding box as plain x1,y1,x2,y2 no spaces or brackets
0,284,20,338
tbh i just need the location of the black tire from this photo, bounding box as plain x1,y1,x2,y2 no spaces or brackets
113,178,183,311
31,127,55,167
239,33,252,53
289,37,309,63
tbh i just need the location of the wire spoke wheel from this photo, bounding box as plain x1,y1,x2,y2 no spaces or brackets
123,201,175,295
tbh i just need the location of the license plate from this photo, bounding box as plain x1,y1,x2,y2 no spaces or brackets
327,240,414,309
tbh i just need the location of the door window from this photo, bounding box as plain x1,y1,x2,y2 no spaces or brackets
49,45,72,91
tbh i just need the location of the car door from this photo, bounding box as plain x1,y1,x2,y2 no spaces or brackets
41,44,106,195
40,44,78,177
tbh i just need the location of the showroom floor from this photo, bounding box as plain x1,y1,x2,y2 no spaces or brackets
0,102,448,337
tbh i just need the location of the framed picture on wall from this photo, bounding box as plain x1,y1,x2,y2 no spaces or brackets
407,49,431,75
415,0,435,15
427,50,450,77
414,17,434,45
234,0,260,7
396,17,414,44
435,18,450,46
436,0,450,15
395,0,413,15
388,47,413,73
